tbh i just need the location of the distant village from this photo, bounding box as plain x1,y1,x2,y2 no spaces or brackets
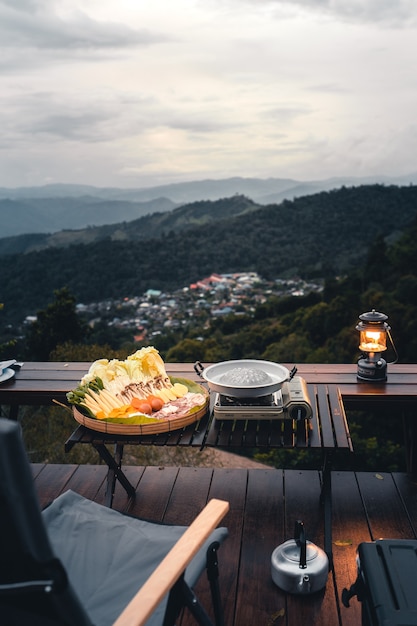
74,273,323,343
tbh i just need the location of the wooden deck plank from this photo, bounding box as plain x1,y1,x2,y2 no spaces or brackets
356,471,415,540
162,467,214,526
209,468,248,626
284,470,339,626
235,468,285,626
33,463,79,508
392,472,417,538
30,462,46,480
64,463,108,504
331,471,371,626
128,465,180,521
30,465,417,626
181,468,248,626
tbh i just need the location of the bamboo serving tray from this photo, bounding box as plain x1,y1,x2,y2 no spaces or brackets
72,379,209,435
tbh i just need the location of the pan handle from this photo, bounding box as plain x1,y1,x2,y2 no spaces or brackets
194,361,205,378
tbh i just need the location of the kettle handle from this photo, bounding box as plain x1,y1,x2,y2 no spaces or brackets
294,520,307,569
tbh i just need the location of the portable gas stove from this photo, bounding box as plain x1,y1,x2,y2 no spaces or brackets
213,376,313,421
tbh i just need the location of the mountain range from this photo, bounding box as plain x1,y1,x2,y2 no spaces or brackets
0,195,260,255
0,196,177,239
2,173,417,239
1,183,417,326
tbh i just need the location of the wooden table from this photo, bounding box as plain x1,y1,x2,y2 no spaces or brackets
3,361,416,406
2,361,417,562
2,362,416,474
2,362,416,455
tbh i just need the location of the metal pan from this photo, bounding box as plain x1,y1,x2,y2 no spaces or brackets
194,359,292,398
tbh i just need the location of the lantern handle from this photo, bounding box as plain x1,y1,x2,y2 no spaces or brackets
387,328,398,365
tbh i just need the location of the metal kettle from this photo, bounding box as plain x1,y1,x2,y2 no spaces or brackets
271,521,329,594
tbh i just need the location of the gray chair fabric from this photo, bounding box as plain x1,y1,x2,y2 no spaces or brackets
42,490,228,626
0,418,228,626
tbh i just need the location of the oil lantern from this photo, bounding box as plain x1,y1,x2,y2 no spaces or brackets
356,310,391,382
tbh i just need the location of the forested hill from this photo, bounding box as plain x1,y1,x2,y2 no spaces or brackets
0,194,261,255
1,184,417,324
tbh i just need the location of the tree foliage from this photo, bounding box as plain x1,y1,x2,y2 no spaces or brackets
25,287,88,360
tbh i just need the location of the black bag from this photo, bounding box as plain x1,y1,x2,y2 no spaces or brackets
342,539,417,626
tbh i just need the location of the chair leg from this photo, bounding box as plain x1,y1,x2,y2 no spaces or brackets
206,542,224,626
162,542,225,626
162,574,212,626
180,582,217,626
162,575,185,626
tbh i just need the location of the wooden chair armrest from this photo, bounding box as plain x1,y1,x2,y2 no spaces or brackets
113,498,229,626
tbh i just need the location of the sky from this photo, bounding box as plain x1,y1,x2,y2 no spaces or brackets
1,0,417,189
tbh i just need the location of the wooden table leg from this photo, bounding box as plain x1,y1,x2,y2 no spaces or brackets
403,409,417,477
92,442,136,507
320,450,333,570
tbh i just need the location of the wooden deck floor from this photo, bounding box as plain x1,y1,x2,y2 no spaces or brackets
31,464,417,626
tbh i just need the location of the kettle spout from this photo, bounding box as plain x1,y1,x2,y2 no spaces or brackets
298,574,311,593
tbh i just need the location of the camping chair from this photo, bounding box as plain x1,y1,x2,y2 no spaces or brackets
0,418,229,626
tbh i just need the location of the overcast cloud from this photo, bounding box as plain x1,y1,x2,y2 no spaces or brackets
1,0,416,188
